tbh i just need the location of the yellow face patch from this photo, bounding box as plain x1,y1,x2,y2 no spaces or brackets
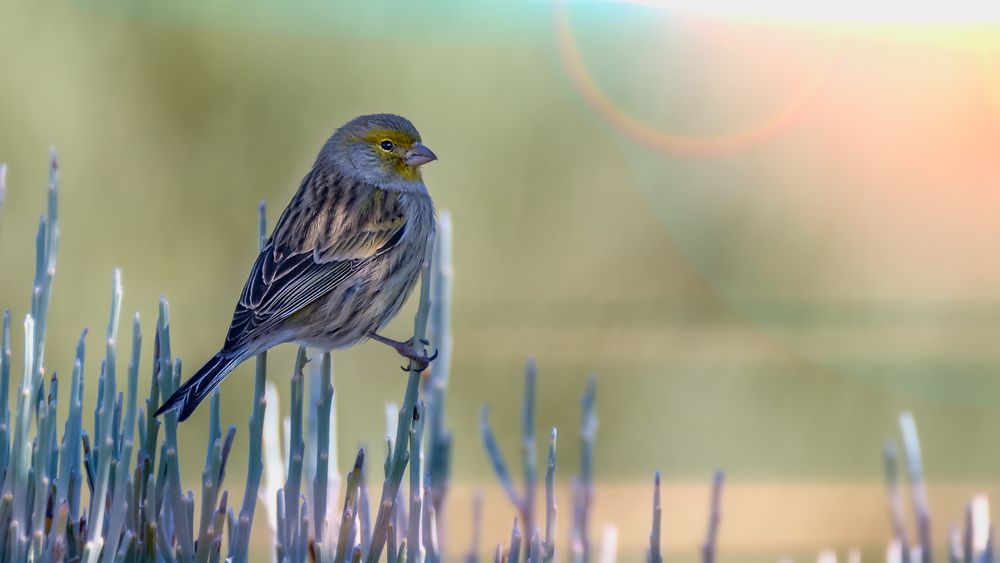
361,128,422,181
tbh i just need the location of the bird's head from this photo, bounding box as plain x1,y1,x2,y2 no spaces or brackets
323,113,437,192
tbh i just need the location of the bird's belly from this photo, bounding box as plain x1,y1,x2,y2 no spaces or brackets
294,247,424,351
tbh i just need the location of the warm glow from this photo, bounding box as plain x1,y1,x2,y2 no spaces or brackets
554,0,844,154
598,0,1000,23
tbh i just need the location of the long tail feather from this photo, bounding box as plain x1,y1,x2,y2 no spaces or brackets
154,351,242,421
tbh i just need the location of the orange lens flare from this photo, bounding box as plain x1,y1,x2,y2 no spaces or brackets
553,0,844,155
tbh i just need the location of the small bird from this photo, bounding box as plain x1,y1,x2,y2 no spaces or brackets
155,114,438,421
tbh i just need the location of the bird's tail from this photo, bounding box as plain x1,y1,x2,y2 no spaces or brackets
154,351,243,422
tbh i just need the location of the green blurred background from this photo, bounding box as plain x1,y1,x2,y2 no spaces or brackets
4,0,1000,560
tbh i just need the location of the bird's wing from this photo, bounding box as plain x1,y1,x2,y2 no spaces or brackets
223,176,407,353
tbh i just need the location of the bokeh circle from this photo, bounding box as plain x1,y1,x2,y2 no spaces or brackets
553,0,844,154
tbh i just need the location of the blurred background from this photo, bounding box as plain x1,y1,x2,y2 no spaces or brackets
3,0,1000,560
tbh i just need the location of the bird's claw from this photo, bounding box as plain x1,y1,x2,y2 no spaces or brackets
370,332,435,372
399,346,437,373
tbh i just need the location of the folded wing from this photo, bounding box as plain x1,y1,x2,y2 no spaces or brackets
223,179,407,353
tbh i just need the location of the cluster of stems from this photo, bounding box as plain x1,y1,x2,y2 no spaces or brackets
883,412,997,563
0,152,244,561
478,363,727,563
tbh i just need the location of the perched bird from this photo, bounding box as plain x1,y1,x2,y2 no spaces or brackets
155,114,438,421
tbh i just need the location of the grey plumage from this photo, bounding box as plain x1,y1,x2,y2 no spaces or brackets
156,114,437,421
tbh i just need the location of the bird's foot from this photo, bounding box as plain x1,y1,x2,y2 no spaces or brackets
368,333,437,372
399,346,438,373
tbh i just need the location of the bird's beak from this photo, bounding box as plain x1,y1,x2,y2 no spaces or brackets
405,143,438,167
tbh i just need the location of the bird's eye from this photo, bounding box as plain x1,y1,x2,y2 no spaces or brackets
379,140,395,151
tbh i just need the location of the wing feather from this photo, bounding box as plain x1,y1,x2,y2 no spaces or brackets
222,174,408,352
